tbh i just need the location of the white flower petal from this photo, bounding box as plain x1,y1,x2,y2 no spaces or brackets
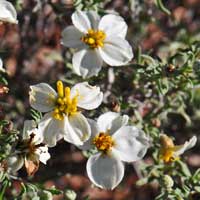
0,58,5,72
72,49,103,78
0,0,18,24
29,83,57,113
174,136,197,156
99,14,127,38
38,113,64,147
78,119,99,150
72,10,91,33
97,112,120,133
61,25,85,49
99,37,133,66
86,11,100,29
63,113,91,146
28,128,44,145
71,82,103,110
23,120,36,139
87,153,124,190
36,146,50,164
7,155,24,172
112,126,149,162
110,114,129,135
23,120,43,145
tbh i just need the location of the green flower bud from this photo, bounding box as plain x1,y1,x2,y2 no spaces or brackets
21,191,39,200
65,189,77,200
38,190,53,200
163,175,174,189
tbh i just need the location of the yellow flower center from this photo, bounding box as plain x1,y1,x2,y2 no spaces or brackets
93,132,115,154
159,134,179,163
159,147,179,163
53,81,78,120
81,29,106,49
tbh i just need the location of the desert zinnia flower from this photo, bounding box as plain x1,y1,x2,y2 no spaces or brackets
7,120,50,176
78,112,149,189
0,0,18,24
29,81,103,147
62,10,133,78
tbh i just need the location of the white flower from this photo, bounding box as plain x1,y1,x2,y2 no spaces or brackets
159,134,197,163
61,10,133,78
78,112,149,189
7,120,50,175
0,0,18,24
29,80,103,147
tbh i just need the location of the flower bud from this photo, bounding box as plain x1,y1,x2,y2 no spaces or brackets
163,175,174,189
65,189,77,200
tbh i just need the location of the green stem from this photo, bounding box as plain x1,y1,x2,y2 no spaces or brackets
155,0,171,15
0,180,8,200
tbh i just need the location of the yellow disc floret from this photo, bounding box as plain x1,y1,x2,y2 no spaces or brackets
93,132,115,154
159,147,179,163
81,29,106,49
159,134,180,163
53,81,78,120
